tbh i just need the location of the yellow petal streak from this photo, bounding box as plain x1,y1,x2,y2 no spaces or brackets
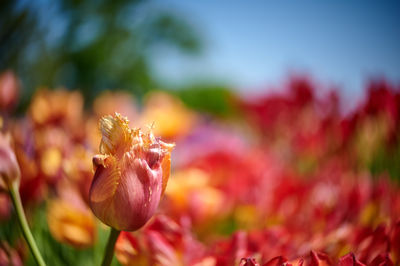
160,143,174,195
99,114,132,155
90,156,121,203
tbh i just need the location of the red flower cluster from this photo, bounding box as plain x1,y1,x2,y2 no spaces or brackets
1,70,400,265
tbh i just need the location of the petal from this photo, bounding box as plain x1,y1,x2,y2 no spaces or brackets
99,113,131,156
90,156,120,203
112,156,163,230
161,151,171,195
146,231,179,266
89,155,122,228
239,258,259,266
160,141,174,195
338,253,366,266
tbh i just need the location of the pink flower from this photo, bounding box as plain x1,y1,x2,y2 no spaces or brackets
0,132,20,190
0,71,19,112
89,113,174,231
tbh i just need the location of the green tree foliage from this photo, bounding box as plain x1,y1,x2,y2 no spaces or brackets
0,0,201,104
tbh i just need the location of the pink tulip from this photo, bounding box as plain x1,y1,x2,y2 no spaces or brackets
0,132,20,190
89,113,174,231
0,71,19,112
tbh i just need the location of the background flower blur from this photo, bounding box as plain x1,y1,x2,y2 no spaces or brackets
1,1,400,265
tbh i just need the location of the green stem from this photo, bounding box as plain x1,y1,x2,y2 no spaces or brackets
9,182,46,266
101,228,120,266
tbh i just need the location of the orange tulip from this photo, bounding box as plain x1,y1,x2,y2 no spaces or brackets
47,198,96,248
89,113,174,231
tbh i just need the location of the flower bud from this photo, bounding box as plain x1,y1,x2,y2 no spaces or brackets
89,113,174,231
0,71,19,112
0,132,20,190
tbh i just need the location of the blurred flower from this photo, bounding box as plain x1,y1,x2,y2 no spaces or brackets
0,132,20,190
85,117,103,152
62,145,94,204
93,91,138,121
89,113,174,231
0,71,19,112
391,221,400,263
115,231,146,266
354,224,391,265
309,251,332,266
173,123,246,167
338,253,365,266
239,258,259,266
0,193,11,221
47,199,96,248
146,215,207,264
47,185,96,248
263,256,286,266
11,120,46,204
146,230,180,266
165,168,226,226
29,89,84,139
140,91,196,140
40,147,62,178
1,77,400,265
116,215,208,266
353,115,389,167
369,254,394,266
212,231,255,266
0,242,23,266
30,89,83,126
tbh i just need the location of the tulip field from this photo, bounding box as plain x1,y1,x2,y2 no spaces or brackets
1,73,400,266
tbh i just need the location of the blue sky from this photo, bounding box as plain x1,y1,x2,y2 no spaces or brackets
151,1,400,105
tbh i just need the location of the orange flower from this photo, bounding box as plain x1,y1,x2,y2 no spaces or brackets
165,169,226,225
47,198,96,248
89,113,174,231
140,91,195,139
29,89,84,138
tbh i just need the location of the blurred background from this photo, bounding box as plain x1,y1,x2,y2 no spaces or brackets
1,0,399,111
1,1,400,265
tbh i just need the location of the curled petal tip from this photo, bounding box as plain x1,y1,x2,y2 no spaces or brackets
92,154,110,169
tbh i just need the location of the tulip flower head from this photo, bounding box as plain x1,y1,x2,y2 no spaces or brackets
89,113,174,231
0,132,20,190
